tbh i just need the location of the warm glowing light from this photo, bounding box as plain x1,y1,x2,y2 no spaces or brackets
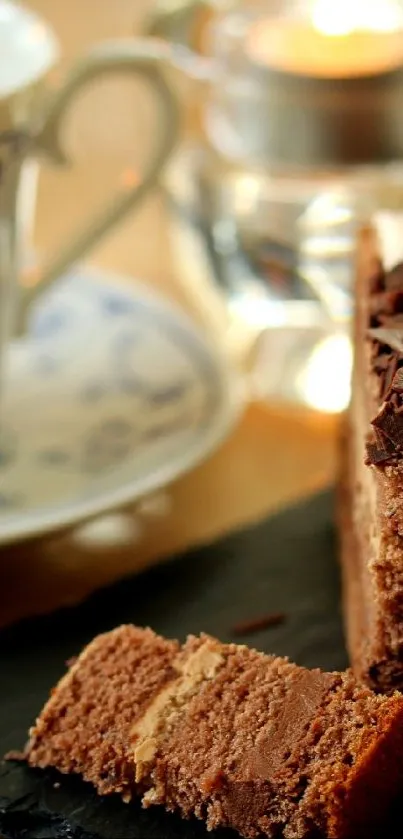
248,1,403,79
312,0,403,36
297,333,352,414
312,0,358,37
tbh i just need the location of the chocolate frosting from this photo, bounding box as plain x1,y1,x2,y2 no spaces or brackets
249,670,336,780
365,263,403,466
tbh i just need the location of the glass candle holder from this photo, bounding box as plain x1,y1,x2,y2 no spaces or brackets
200,0,403,320
149,0,403,410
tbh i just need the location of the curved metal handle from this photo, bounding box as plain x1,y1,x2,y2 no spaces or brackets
145,0,210,47
18,39,181,332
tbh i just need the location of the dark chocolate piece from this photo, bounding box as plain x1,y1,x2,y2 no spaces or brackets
373,354,394,374
368,327,403,354
4,749,25,762
249,669,335,777
370,291,403,320
372,402,403,449
379,313,403,327
392,368,403,393
385,263,403,291
382,356,399,400
369,265,385,293
365,429,396,466
231,613,286,637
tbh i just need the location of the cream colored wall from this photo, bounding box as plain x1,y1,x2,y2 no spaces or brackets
27,0,174,286
29,0,152,158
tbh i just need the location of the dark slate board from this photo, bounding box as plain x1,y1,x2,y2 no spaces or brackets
0,490,352,838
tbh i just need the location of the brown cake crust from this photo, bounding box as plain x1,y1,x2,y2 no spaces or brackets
341,222,403,690
25,625,403,839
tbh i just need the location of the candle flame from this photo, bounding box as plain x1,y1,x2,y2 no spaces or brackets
312,0,403,37
312,0,357,36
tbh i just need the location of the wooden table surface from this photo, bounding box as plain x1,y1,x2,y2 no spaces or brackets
0,0,338,628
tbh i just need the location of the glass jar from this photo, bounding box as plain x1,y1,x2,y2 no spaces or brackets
149,0,403,410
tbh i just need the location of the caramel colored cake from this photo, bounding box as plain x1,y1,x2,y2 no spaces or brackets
340,215,403,691
25,625,403,838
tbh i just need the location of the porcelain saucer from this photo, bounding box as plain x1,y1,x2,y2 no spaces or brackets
0,267,243,545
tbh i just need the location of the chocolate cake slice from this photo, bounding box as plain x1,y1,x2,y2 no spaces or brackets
340,213,403,691
25,624,403,838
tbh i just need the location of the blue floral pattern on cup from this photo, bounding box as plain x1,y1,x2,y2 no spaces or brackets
0,269,229,535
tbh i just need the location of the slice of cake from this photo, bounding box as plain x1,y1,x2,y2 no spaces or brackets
340,213,403,691
25,624,403,839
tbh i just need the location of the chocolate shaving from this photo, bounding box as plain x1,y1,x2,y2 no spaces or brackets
392,368,403,394
365,429,396,466
231,613,286,637
382,355,399,400
379,313,403,327
372,402,403,449
385,263,403,291
370,291,403,319
373,354,393,373
368,327,403,354
372,402,394,432
393,395,403,413
370,265,385,294
4,749,25,762
366,263,403,467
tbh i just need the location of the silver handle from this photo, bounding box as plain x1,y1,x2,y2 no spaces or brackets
17,39,181,333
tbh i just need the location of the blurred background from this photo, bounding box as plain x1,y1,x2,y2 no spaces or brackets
5,0,382,625
34,0,173,288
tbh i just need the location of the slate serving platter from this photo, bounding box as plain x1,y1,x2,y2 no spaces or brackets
0,490,365,838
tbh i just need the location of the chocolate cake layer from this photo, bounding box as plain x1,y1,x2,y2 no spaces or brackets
25,625,403,839
25,626,180,800
342,220,403,690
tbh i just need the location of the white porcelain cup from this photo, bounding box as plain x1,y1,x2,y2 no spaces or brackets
0,0,180,346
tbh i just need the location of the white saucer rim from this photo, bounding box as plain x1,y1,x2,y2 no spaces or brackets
0,268,245,546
